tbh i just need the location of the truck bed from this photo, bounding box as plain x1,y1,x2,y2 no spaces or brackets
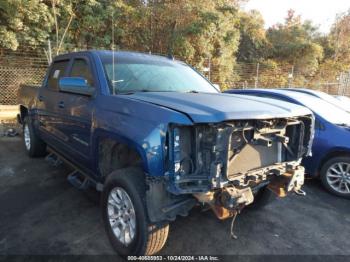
17,84,40,110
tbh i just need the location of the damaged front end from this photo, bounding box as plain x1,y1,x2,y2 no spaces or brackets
146,115,314,223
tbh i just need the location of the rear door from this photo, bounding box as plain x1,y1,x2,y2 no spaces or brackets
36,59,70,151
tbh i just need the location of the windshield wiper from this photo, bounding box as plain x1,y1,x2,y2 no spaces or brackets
118,89,154,95
337,123,350,127
118,89,195,95
119,90,181,95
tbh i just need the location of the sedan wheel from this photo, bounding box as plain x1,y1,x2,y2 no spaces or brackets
326,162,350,194
321,156,350,198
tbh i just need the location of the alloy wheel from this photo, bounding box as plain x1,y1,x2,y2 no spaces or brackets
326,162,350,194
24,124,31,151
107,187,136,246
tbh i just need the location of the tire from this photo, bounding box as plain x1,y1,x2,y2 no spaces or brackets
320,156,350,199
101,167,169,256
248,186,277,209
23,116,46,157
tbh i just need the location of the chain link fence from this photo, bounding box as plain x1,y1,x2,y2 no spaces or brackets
0,67,46,105
204,62,350,96
337,71,350,96
0,47,48,105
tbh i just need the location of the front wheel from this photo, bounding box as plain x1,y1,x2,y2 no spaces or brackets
101,167,169,256
320,156,350,198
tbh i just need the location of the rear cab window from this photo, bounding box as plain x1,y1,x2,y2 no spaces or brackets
47,60,69,91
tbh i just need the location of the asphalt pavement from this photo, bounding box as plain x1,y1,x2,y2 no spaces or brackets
0,136,349,256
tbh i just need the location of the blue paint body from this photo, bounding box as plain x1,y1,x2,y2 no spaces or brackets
21,51,312,190
281,88,350,113
224,88,350,177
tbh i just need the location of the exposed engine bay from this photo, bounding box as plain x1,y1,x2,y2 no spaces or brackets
156,115,314,221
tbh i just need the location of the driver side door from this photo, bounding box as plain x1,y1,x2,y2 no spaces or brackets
55,56,96,170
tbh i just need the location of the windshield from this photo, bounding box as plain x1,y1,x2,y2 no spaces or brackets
335,96,350,104
100,53,218,94
282,91,350,125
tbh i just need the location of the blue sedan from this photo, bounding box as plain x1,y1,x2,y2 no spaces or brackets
224,88,350,198
283,88,350,113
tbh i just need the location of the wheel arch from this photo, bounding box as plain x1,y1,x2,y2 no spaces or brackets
94,132,149,180
318,149,350,174
18,105,28,124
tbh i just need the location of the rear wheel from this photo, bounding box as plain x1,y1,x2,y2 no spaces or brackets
101,167,169,256
23,116,46,157
320,156,350,198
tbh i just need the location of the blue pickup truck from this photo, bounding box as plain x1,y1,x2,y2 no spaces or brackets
18,50,314,256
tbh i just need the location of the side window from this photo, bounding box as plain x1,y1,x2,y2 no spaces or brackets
70,59,94,86
47,60,69,91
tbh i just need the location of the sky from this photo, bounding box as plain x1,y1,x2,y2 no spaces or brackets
243,0,350,33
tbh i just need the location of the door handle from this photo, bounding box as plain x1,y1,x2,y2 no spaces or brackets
58,101,65,108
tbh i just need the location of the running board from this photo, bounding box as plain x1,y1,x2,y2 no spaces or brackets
45,147,104,192
45,152,63,167
67,170,91,190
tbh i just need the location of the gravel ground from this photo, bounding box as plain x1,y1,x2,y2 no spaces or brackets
0,136,349,257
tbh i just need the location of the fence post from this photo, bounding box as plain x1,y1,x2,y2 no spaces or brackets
254,63,259,88
337,73,342,95
287,65,294,88
345,70,350,96
208,57,211,81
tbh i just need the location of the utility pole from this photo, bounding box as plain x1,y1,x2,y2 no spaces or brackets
48,39,52,64
112,10,115,95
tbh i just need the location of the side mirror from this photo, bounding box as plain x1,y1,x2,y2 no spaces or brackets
58,77,95,96
213,84,220,90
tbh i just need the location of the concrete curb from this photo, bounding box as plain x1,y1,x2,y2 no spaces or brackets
0,105,19,121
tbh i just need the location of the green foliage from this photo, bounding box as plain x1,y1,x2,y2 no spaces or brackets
237,10,268,62
0,0,53,50
266,10,324,76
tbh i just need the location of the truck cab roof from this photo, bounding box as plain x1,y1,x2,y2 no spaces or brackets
54,50,182,65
